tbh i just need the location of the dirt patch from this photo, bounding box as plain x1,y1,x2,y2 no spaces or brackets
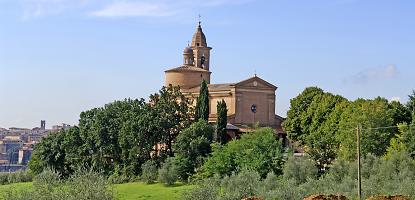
366,195,410,200
303,194,348,200
241,197,263,200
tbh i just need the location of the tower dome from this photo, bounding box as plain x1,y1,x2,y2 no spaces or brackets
183,46,193,54
183,46,194,65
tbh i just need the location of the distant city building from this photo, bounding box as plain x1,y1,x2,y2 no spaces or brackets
52,123,71,132
0,120,71,170
18,147,33,165
40,120,46,130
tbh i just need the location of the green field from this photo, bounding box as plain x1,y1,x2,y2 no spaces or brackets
0,182,193,200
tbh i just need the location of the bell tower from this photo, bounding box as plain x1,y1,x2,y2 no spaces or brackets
191,21,212,71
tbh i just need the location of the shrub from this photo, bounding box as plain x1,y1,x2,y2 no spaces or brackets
283,156,318,185
173,119,214,181
202,128,284,178
0,170,33,185
141,160,158,184
220,169,262,200
3,168,114,200
158,157,178,186
184,169,262,200
108,172,131,184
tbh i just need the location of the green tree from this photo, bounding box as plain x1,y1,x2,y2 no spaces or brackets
150,85,193,157
203,128,284,178
389,100,412,125
303,93,347,171
173,119,214,181
216,99,228,144
283,87,324,143
195,80,209,121
336,97,395,160
407,90,415,121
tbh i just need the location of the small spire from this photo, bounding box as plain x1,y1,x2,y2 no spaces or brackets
198,14,201,26
187,41,190,46
254,69,257,77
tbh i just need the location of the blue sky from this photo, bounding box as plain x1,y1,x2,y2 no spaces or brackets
1,0,414,128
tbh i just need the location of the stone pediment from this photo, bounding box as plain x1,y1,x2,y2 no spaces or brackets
235,76,277,90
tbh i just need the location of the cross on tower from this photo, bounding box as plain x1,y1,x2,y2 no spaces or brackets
198,14,201,25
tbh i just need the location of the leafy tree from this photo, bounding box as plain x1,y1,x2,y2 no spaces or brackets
202,128,284,178
283,87,324,143
30,85,192,177
407,90,415,121
173,119,214,181
302,93,347,171
336,97,395,160
216,99,228,144
195,80,209,121
150,85,193,157
389,100,412,125
29,127,81,177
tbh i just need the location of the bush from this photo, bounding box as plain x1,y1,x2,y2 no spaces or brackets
283,156,318,185
158,157,178,186
0,170,33,185
202,128,284,178
141,160,158,184
3,168,114,200
189,152,415,200
184,169,262,200
173,119,214,181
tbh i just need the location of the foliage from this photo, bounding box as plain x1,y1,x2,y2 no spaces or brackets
173,119,214,181
0,171,33,185
30,85,192,178
282,156,318,185
202,128,284,178
140,160,158,184
336,97,396,160
283,87,325,143
183,169,261,200
282,87,345,171
149,85,193,157
303,93,347,171
158,158,178,186
3,169,114,200
216,99,228,144
389,100,412,125
407,90,415,121
195,79,210,121
283,87,414,169
190,153,415,200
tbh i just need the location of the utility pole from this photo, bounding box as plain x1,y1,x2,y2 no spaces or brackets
357,124,362,200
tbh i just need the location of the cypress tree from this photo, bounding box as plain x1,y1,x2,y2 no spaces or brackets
216,99,228,144
195,80,209,121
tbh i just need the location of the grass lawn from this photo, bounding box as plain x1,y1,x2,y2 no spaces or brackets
115,182,193,200
0,182,193,200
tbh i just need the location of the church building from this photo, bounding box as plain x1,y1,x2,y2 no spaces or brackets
164,22,285,138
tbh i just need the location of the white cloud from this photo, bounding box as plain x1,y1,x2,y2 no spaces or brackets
90,1,176,17
348,65,398,84
21,0,92,19
18,0,255,19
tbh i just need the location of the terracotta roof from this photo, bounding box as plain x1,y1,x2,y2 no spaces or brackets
183,83,235,93
165,65,210,73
